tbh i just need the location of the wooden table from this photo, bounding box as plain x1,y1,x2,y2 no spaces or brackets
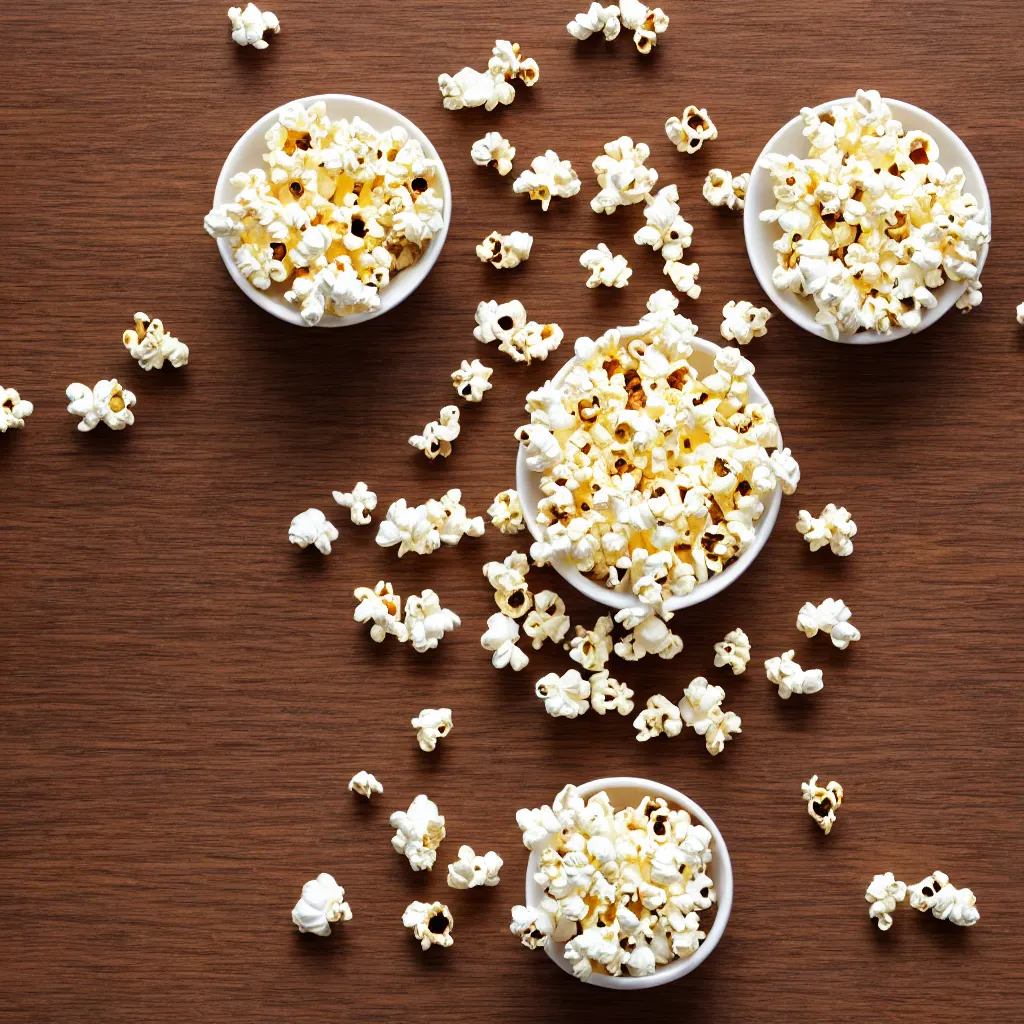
4,1,1021,1019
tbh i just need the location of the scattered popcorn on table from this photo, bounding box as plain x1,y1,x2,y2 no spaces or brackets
228,3,279,49
721,301,771,345
759,90,990,339
66,379,135,432
332,481,377,525
801,775,843,834
703,169,748,212
614,607,683,661
536,669,591,718
481,612,530,671
513,151,581,211
403,900,455,949
291,873,350,936
665,106,718,154
440,40,538,110
1017,302,1024,325
664,259,701,299
523,590,571,649
765,650,823,699
477,230,534,268
589,670,634,715
797,597,861,650
591,137,659,214
403,589,461,653
409,405,460,460
122,313,189,370
353,580,406,642
484,550,533,618
1,387,33,433
347,770,383,799
488,488,526,534
713,628,750,675
619,0,668,53
580,243,632,288
471,131,516,175
391,794,446,872
376,489,483,556
866,872,907,931
956,279,983,313
567,615,614,671
633,693,682,741
412,707,453,752
634,185,693,262
908,870,980,927
567,2,621,40
447,846,503,889
796,503,857,556
288,508,338,555
475,299,527,345
451,358,493,402
679,676,741,755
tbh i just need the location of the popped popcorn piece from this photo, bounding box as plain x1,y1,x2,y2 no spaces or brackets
481,612,530,671
474,299,528,345
665,106,718,154
347,770,383,799
122,313,189,371
513,151,581,211
703,169,748,212
536,669,591,718
720,301,771,345
567,3,621,40
451,359,493,402
484,551,533,618
374,488,483,555
409,405,460,460
664,259,701,299
713,628,750,675
567,615,614,671
679,676,741,755
1017,302,1024,325
634,185,693,263
801,775,843,834
412,707,453,752
291,873,351,936
391,794,446,871
488,40,540,88
632,693,682,741
488,488,526,534
956,279,983,313
796,503,857,556
471,131,516,175
502,320,564,364
353,580,407,642
332,481,377,525
447,846,503,889
523,590,571,649
765,650,823,699
614,608,683,662
907,871,980,927
581,243,632,288
403,900,454,949
866,872,907,931
1,387,33,432
592,137,659,215
796,597,861,650
589,671,634,715
439,67,514,111
66,379,135,432
403,590,461,653
618,0,668,53
510,903,559,948
477,230,534,268
228,3,279,49
288,508,338,555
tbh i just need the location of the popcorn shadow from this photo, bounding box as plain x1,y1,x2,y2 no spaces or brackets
125,365,192,395
292,926,349,960
291,548,333,573
916,913,976,948
72,425,135,452
768,694,821,732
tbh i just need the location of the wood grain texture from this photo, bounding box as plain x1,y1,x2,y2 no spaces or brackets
2,1,1022,1020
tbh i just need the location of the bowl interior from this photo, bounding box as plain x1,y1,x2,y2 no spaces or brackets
212,93,452,328
744,96,990,345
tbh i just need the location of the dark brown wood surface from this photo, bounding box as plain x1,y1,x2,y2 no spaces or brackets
3,1,1022,1020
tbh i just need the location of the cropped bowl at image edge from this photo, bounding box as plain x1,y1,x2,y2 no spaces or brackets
744,96,990,345
210,93,452,328
523,778,733,990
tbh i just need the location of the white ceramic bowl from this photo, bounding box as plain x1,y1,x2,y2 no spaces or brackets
744,97,990,345
516,337,783,613
210,93,452,328
524,777,733,989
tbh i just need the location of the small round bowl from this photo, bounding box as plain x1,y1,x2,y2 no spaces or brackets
524,777,733,989
744,96,990,345
516,337,783,614
211,93,452,328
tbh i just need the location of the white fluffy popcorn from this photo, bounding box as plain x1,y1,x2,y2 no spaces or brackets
477,230,534,269
567,3,621,40
488,488,525,534
634,185,693,263
484,550,533,618
801,775,843,834
908,871,980,927
122,313,189,371
66,379,136,432
409,405,460,460
765,650,823,699
471,132,516,176
353,580,407,642
679,676,741,755
796,503,857,556
347,770,383,799
474,298,563,364
1,387,33,433
536,669,591,718
451,358,493,402
580,243,632,288
228,3,279,49
376,488,483,556
439,40,538,111
665,106,718,154
291,873,350,936
391,794,446,872
404,590,461,653
866,872,907,931
481,612,530,671
592,137,659,215
567,615,614,672
1017,302,1024,325
332,481,377,525
956,279,983,313
618,0,668,52
523,590,571,649
632,693,682,741
447,846,503,889
796,597,861,650
703,169,748,212
589,670,634,716
713,628,750,675
288,508,338,555
514,151,581,211
720,301,772,345
614,608,683,662
664,259,701,299
412,707,453,752
403,900,454,949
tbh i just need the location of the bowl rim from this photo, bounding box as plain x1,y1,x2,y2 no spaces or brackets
743,95,990,345
211,92,452,328
515,336,783,613
523,776,733,989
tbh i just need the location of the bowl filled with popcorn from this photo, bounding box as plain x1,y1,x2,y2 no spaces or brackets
745,90,990,343
515,290,798,616
205,94,451,327
512,778,733,988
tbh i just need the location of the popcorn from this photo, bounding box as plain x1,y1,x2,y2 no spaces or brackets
866,872,907,931
488,40,540,87
713,628,750,675
614,608,683,662
332,481,377,525
488,488,526,534
796,503,857,556
801,775,843,834
347,771,383,799
122,313,189,370
228,3,279,49
391,794,446,871
477,230,534,269
1017,302,1024,325
664,259,701,299
523,590,571,649
796,597,861,650
484,551,533,618
633,694,682,741
481,613,530,671
956,279,983,313
403,900,454,949
471,132,516,175
501,320,564,364
412,707,453,752
907,871,980,927
634,185,693,263
567,615,614,671
535,669,591,718
1,387,33,432
475,299,528,345
66,379,136,432
580,243,632,288
510,904,560,949
618,0,668,53
353,580,407,642
403,590,461,653
703,169,748,212
665,106,718,154
451,358,493,402
720,301,772,345
447,846,503,889
567,3,621,40
591,137,659,215
288,508,338,555
513,152,581,211
439,41,538,111
765,650,823,699
679,676,741,755
409,405,460,460
589,671,634,715
291,873,350,936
